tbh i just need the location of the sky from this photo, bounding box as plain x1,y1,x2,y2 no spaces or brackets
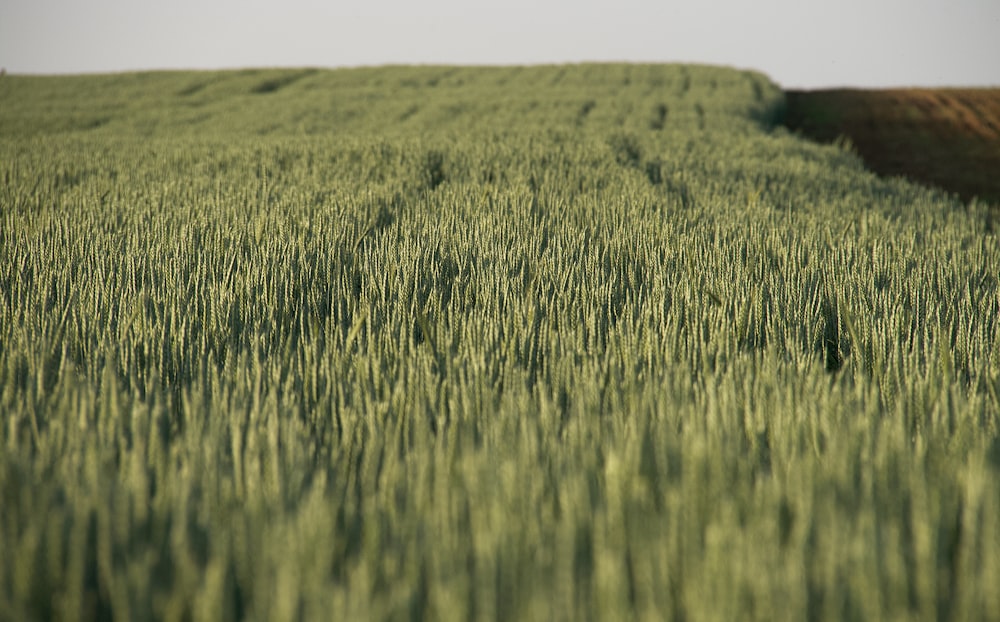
2,0,999,89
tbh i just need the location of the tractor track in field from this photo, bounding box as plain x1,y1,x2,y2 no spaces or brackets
782,87,1000,212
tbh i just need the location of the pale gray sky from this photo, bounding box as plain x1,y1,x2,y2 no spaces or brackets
2,0,998,88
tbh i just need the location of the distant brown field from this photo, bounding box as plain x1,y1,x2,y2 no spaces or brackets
783,88,1000,209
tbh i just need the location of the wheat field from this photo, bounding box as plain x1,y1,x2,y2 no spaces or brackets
1,64,998,621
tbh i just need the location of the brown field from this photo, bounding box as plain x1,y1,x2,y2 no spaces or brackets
783,88,1000,208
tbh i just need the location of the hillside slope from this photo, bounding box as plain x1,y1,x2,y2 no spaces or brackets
784,88,1000,209
0,64,781,138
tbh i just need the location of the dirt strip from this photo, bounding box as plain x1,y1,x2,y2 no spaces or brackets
783,88,1000,210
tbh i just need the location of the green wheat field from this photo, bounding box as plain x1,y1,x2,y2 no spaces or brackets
1,64,999,621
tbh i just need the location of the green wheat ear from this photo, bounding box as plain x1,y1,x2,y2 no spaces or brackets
414,306,445,377
345,306,368,349
702,287,723,307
